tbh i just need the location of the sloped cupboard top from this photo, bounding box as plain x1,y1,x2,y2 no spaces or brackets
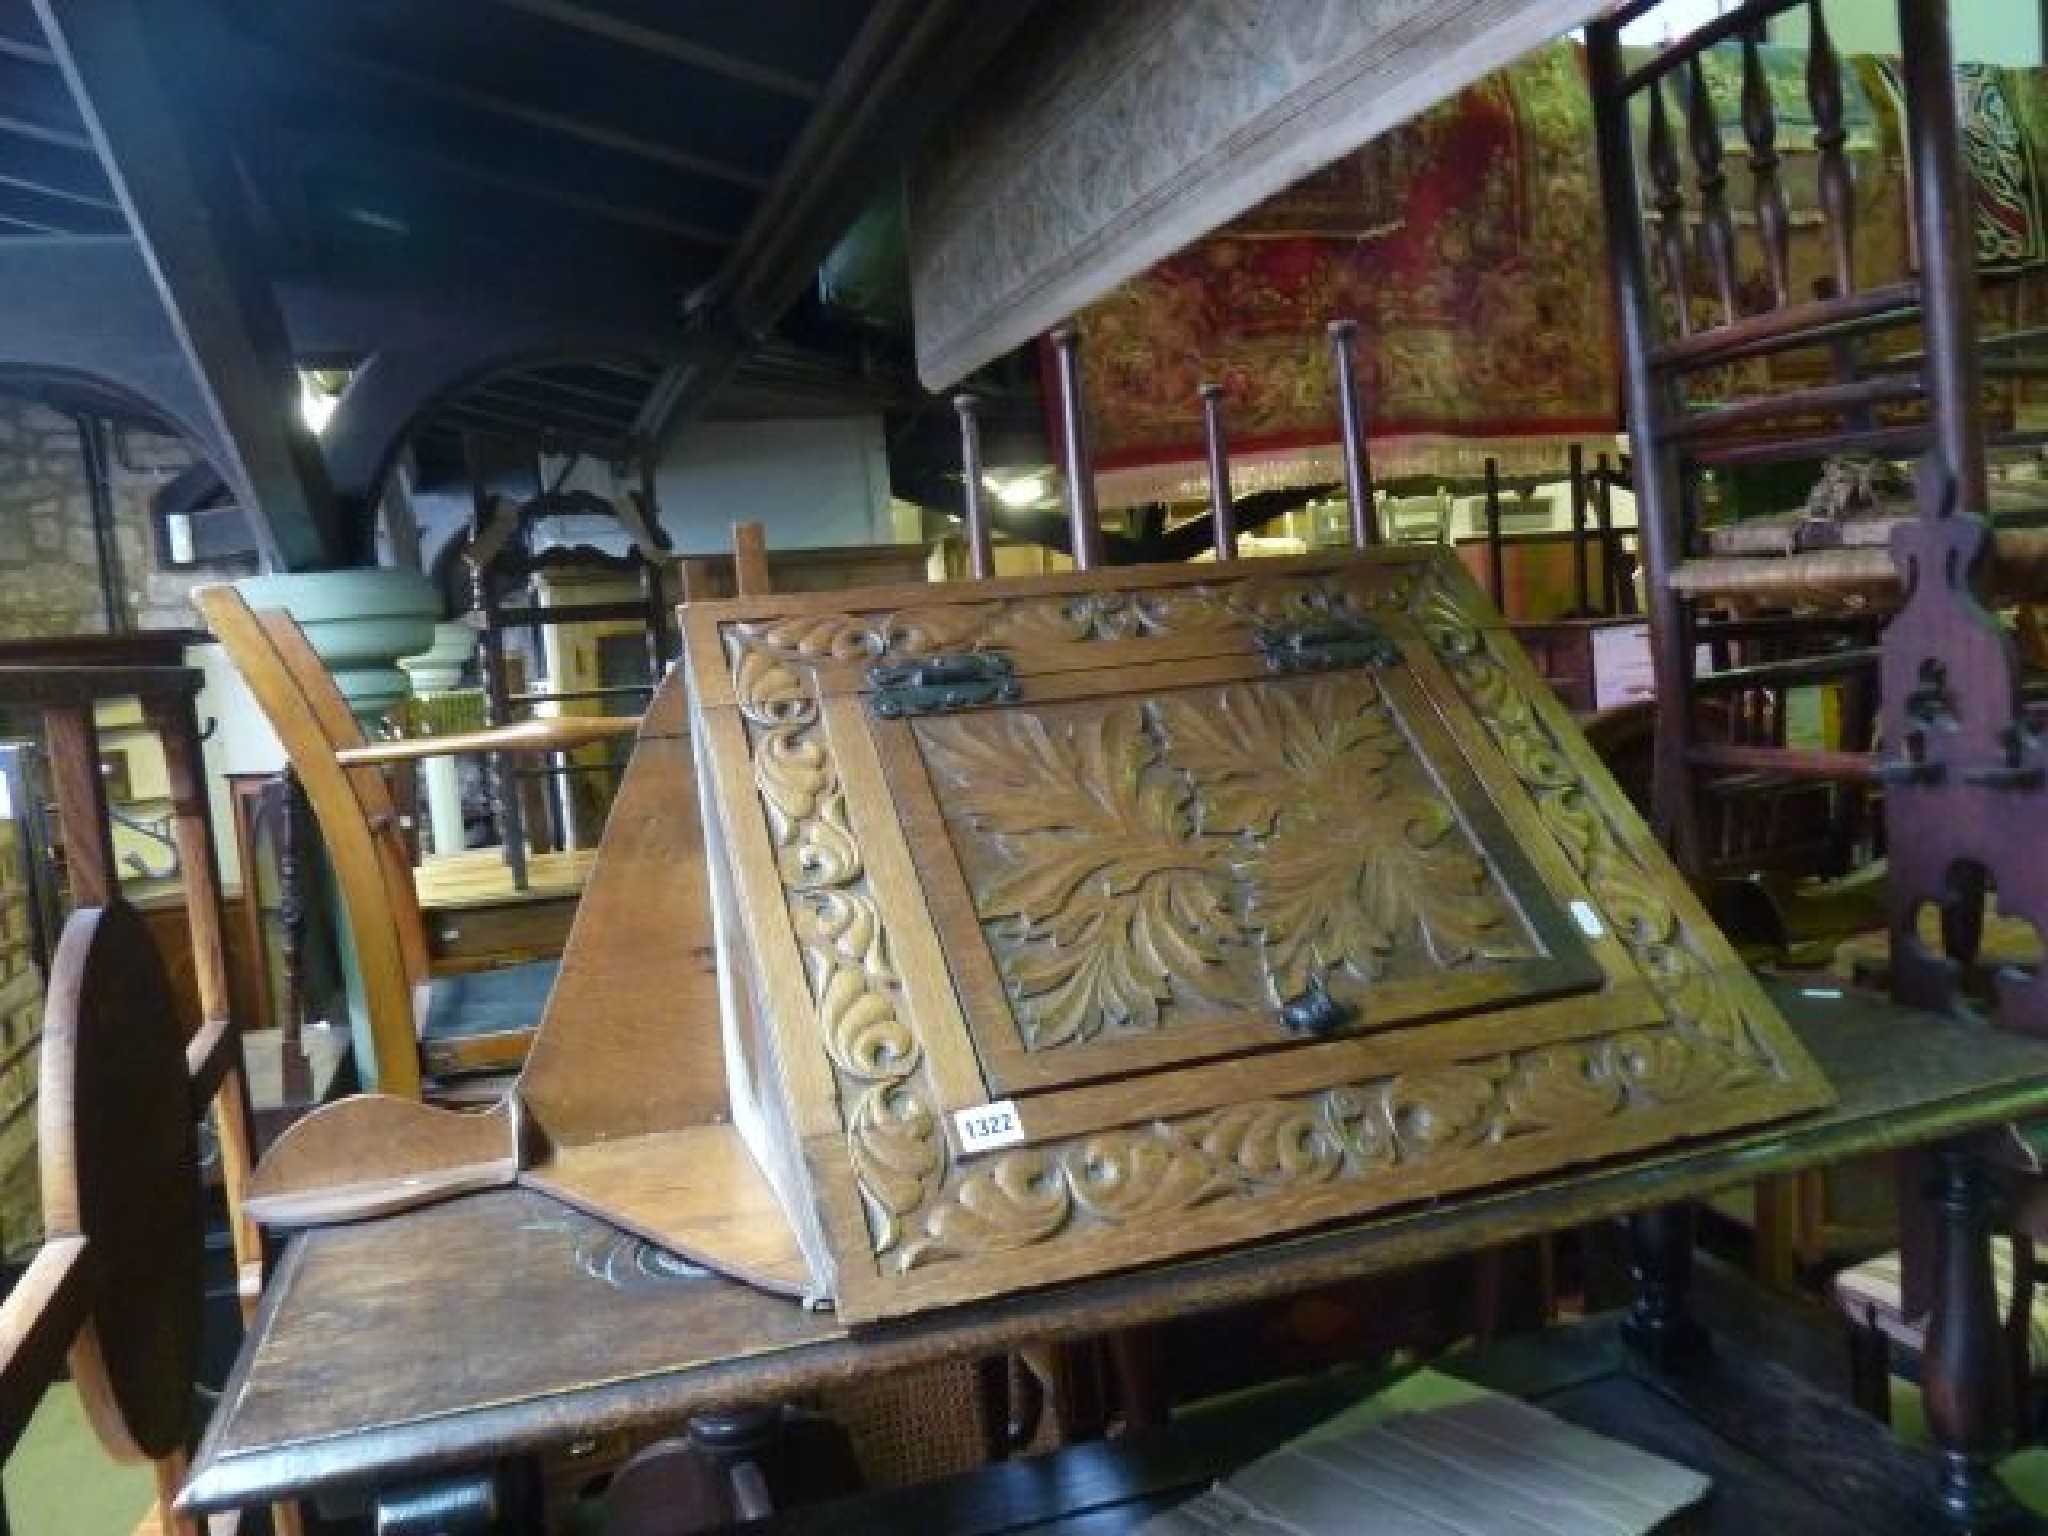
683,547,1831,1323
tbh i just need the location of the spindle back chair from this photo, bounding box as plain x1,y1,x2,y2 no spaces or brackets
1587,0,1946,887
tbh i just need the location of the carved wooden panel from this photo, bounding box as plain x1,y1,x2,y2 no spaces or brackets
890,668,1604,1093
683,550,1834,1323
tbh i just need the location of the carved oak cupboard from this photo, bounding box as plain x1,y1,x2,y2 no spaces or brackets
684,548,1832,1323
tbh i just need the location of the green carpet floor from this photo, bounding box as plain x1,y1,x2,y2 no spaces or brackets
5,1384,152,1535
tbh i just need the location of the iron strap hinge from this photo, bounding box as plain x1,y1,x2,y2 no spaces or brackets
868,652,1020,719
1253,617,1400,675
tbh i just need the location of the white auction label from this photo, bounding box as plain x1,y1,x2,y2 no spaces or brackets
952,1099,1026,1154
1569,899,1605,938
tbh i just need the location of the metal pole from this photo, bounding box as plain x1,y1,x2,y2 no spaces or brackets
1569,442,1592,615
1326,320,1379,547
1199,383,1239,561
1049,325,1104,569
954,393,995,580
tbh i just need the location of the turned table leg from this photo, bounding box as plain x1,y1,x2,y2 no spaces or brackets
1622,1203,1710,1372
1921,1145,2032,1533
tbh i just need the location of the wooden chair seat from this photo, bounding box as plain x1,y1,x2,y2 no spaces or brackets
1836,1239,2044,1372
417,957,561,1079
1670,525,2048,609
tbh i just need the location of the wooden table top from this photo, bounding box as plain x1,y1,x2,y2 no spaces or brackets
183,982,2048,1514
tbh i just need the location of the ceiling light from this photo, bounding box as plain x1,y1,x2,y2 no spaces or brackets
984,471,1048,509
298,372,339,435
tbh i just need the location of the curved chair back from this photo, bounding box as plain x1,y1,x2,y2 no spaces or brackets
195,585,432,1095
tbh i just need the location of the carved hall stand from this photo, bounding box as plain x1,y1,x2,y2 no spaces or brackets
0,642,266,1535
0,640,261,1304
1588,0,2048,1526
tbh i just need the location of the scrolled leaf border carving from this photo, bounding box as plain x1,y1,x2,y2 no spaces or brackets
719,557,1803,1278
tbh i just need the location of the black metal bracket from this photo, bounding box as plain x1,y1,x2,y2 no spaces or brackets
869,652,1020,719
1253,617,1400,675
1278,974,1357,1037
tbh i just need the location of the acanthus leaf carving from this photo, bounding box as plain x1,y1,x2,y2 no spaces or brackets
917,708,1238,1046
1408,565,1780,1073
901,1151,1069,1266
848,1083,945,1254
1191,1099,1346,1184
927,673,1530,1046
1389,1062,1512,1157
1066,1130,1239,1222
1502,1044,1626,1132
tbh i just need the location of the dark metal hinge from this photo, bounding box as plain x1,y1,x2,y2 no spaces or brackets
869,652,1020,718
1253,617,1400,675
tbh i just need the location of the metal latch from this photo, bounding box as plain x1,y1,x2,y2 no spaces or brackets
1278,975,1357,1037
1253,617,1400,675
869,653,1020,718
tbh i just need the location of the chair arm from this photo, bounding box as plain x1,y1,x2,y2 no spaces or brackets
0,1236,92,1458
336,714,642,766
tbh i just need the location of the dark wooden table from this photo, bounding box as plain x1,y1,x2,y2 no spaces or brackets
183,984,2048,1528
723,1294,1950,1536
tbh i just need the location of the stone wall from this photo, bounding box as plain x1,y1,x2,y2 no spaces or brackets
0,394,253,639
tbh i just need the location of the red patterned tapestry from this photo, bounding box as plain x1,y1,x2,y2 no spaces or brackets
1072,43,1617,506
1067,44,2048,508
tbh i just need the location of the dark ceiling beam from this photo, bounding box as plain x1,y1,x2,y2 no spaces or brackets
293,126,737,247
637,0,1045,458
717,0,1043,330
509,370,654,412
438,401,623,455
629,344,746,458
297,258,706,508
483,0,821,101
0,139,115,210
272,39,769,191
0,178,120,231
0,31,51,66
470,371,641,417
32,0,350,569
0,107,88,151
463,386,631,435
583,360,667,387
0,236,227,471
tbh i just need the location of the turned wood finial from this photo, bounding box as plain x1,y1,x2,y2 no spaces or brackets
1647,79,1693,336
1741,28,1791,307
1048,326,1104,570
1326,319,1379,548
1685,54,1738,325
1198,383,1239,561
1807,0,1855,297
953,392,994,581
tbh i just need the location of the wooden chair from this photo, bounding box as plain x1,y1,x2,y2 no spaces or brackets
1585,0,1910,889
1592,3,2048,1508
464,495,674,890
195,584,640,1100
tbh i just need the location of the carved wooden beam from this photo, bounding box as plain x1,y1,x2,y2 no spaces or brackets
31,0,351,569
908,0,1608,388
